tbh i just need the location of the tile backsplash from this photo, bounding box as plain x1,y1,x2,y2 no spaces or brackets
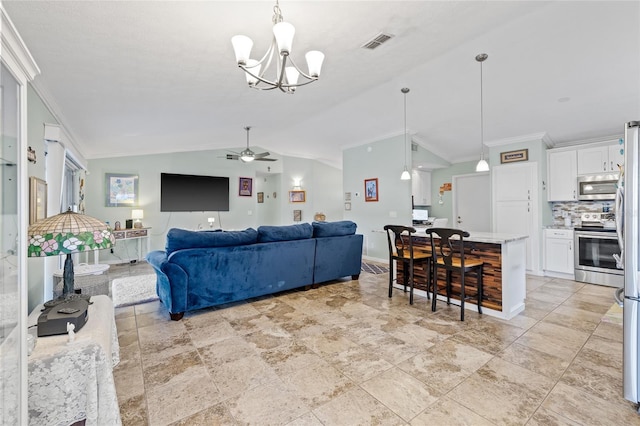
551,200,615,227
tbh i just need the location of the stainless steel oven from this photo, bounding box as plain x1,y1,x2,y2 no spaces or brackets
574,227,623,287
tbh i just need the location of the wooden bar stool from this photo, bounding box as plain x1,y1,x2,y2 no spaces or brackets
425,227,484,321
384,225,432,305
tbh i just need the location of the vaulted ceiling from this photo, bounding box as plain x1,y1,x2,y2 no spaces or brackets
4,1,639,168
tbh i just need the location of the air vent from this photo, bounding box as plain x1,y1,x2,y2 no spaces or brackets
411,142,418,152
361,32,394,50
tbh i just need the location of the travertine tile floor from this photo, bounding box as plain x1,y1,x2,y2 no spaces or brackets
111,262,640,425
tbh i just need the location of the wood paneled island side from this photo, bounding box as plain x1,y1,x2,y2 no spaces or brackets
395,231,528,320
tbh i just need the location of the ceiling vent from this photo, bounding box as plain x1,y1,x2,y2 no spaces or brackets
361,33,394,50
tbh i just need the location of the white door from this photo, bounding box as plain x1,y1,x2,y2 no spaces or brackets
452,172,490,232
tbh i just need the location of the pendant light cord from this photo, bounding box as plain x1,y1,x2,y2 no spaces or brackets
404,90,408,165
480,59,484,160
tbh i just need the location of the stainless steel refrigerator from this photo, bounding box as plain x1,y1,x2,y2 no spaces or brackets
620,121,640,408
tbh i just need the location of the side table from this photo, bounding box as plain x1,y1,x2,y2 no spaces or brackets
53,263,110,298
27,295,121,426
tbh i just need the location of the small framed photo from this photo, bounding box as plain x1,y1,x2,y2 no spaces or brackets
289,190,306,203
257,192,264,203
364,178,378,202
29,177,47,225
500,149,529,164
345,202,351,211
106,173,138,207
239,177,253,196
293,209,302,222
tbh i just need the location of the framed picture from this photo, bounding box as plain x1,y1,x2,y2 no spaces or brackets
105,173,138,207
293,209,302,222
29,177,47,225
289,190,306,203
364,178,378,202
239,177,252,196
257,192,264,203
500,149,529,164
345,202,351,211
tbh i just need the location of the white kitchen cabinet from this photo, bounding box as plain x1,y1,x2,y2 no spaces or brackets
493,162,540,273
544,228,574,276
411,170,431,206
609,143,624,172
547,149,577,201
578,146,608,174
577,142,624,174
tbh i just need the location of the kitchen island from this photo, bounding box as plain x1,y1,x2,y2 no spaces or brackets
396,229,528,320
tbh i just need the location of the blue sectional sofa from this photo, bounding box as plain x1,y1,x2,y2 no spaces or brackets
146,221,363,320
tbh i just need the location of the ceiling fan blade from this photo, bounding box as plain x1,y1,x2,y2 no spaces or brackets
255,157,278,162
254,152,270,159
226,154,240,160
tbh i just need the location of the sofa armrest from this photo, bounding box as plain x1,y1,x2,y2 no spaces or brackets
145,250,189,315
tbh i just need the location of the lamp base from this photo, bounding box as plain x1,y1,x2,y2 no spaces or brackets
43,293,92,308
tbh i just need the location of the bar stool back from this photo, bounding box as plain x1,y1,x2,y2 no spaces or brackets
384,225,432,305
425,227,484,321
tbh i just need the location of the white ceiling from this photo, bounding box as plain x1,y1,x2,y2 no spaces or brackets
4,1,639,169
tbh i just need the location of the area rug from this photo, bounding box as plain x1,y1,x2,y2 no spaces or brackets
361,262,389,275
112,274,158,308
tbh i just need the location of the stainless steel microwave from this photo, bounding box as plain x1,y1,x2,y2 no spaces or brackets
577,173,619,200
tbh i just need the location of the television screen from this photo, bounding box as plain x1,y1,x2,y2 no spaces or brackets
161,173,229,212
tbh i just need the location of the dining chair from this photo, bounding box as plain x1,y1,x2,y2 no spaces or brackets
384,225,432,305
425,227,484,321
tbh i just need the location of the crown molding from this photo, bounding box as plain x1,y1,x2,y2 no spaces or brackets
484,132,554,148
1,5,40,80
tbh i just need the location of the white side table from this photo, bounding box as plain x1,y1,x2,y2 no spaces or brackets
27,295,121,425
53,263,110,298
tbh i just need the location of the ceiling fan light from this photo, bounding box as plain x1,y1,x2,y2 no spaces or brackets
305,50,324,78
231,35,253,65
475,158,490,172
240,150,255,162
285,66,300,85
273,22,295,55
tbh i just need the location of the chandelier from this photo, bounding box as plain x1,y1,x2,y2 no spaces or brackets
231,0,325,93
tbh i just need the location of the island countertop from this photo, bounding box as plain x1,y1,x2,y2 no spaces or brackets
412,227,528,244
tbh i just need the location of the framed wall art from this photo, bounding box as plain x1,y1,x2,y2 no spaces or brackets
257,192,264,203
293,209,302,222
105,173,138,207
239,177,253,196
289,190,306,203
500,149,528,164
364,178,378,202
29,177,47,225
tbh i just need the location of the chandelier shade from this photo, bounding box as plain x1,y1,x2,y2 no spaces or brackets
231,1,324,93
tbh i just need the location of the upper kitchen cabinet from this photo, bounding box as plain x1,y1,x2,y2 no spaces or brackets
411,169,431,206
577,141,624,174
547,149,577,201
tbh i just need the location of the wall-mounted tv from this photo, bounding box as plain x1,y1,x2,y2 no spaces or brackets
161,173,229,212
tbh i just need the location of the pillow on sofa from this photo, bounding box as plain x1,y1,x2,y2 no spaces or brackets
166,227,258,255
257,223,313,243
312,220,357,238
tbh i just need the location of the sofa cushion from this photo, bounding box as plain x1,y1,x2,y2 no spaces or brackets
257,223,313,243
166,227,258,255
312,220,357,238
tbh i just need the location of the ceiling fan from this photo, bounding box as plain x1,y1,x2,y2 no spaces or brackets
226,126,277,162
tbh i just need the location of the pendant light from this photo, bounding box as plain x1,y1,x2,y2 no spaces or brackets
400,87,411,180
475,53,490,172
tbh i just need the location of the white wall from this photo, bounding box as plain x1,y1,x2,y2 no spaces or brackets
343,135,412,261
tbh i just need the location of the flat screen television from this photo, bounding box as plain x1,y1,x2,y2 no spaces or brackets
161,173,229,212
